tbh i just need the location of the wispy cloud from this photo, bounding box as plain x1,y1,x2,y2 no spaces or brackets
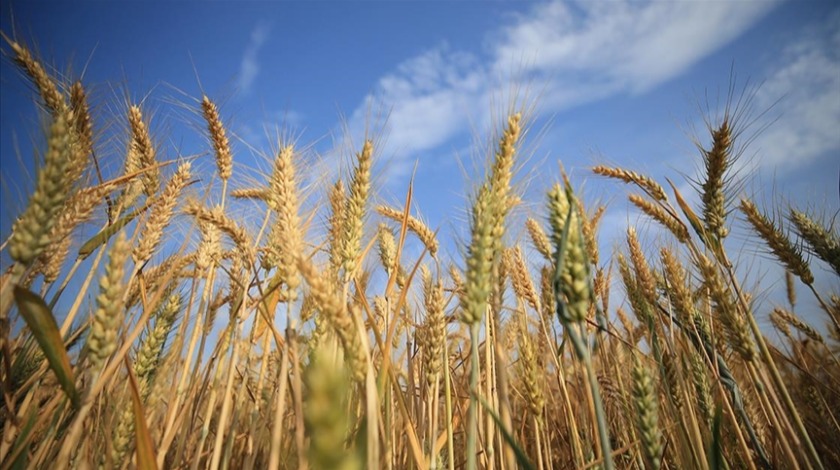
752,11,840,170
238,22,271,95
493,1,777,96
351,47,484,156
346,0,780,177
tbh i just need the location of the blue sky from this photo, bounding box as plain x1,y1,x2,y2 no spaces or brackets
1,1,838,327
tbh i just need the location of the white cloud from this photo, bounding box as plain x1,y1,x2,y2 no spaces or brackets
752,12,840,169
345,0,779,179
238,22,271,94
493,1,776,94
349,47,485,159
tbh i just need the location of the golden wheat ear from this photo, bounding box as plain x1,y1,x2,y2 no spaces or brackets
201,95,233,182
789,209,840,277
377,205,438,258
740,198,813,285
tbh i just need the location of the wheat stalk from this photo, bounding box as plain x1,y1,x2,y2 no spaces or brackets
460,183,496,326
8,39,66,114
201,95,233,181
548,183,590,323
36,184,114,283
700,119,732,240
340,140,373,278
660,247,694,325
262,145,303,299
632,355,663,470
376,205,438,257
86,232,129,371
505,246,541,313
741,198,813,285
526,217,552,262
696,254,755,362
774,307,823,343
304,340,363,469
298,258,366,382
9,113,72,265
789,209,840,277
184,202,254,262
629,194,689,243
128,105,160,198
230,187,266,200
134,162,192,264
592,165,667,202
626,227,656,306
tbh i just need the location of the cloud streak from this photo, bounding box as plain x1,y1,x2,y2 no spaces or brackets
238,22,271,95
493,1,777,95
347,0,780,174
752,11,840,170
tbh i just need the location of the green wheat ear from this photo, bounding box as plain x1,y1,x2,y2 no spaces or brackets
304,340,363,470
86,232,130,372
632,355,663,470
9,113,72,266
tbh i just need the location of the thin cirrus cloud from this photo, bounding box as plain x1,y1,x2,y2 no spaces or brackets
348,0,781,166
751,11,840,170
237,21,271,95
354,47,484,154
682,10,840,181
492,1,779,94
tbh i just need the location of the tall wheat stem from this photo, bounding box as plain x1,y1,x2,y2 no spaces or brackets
58,247,107,336
209,271,251,470
466,321,481,470
745,361,799,467
534,415,544,470
55,250,179,468
725,263,823,469
689,305,758,470
268,335,291,469
568,323,612,470
156,272,204,466
287,307,308,470
429,373,440,470
46,257,81,306
443,335,455,470
484,309,495,469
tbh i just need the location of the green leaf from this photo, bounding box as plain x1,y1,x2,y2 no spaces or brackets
474,392,536,470
8,408,38,470
126,358,159,470
13,286,79,407
665,178,704,240
77,207,142,260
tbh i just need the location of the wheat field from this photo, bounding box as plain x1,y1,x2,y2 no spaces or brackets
0,36,838,470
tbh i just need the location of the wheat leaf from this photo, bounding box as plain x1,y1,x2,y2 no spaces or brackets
13,286,79,407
